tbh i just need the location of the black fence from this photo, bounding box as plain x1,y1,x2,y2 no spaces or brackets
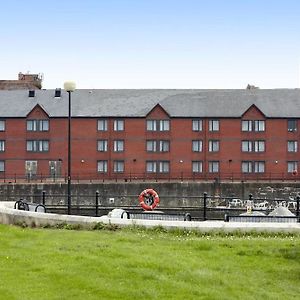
6,191,300,222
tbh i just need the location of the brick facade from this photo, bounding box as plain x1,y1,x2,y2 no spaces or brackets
0,101,299,181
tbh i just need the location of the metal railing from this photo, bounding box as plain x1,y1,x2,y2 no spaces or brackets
3,191,300,222
0,171,299,183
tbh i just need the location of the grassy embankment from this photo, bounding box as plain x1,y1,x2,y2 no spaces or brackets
0,223,299,299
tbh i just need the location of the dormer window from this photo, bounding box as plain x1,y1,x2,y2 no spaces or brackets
55,88,61,98
28,90,35,97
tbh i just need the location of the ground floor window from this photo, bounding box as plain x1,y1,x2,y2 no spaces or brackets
287,161,297,173
208,161,219,173
113,161,124,173
146,161,170,173
192,161,203,173
0,161,4,172
97,160,108,173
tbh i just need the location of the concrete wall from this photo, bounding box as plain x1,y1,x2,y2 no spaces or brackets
0,182,299,207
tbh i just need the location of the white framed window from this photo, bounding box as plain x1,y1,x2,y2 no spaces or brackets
146,120,157,131
209,120,219,132
287,161,297,173
242,161,252,173
146,140,157,152
97,140,108,152
192,140,203,152
242,140,252,152
192,161,203,173
254,120,265,132
27,120,49,131
0,140,5,152
159,120,170,131
159,161,169,173
113,160,124,173
0,120,5,131
97,160,108,173
26,140,49,152
209,161,219,173
0,160,4,172
242,120,252,132
209,140,219,152
288,120,297,132
114,120,124,131
254,140,265,152
254,161,265,173
192,119,202,131
97,119,108,131
146,161,156,173
159,140,170,152
146,120,170,131
287,141,298,152
113,140,124,152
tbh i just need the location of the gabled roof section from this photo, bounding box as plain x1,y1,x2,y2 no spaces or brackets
26,104,50,118
146,103,170,118
242,104,266,118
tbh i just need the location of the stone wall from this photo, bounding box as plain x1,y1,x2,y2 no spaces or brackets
0,182,299,207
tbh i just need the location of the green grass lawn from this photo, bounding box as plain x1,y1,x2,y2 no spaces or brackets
0,224,299,300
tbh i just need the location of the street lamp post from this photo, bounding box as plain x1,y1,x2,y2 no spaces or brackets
64,81,76,215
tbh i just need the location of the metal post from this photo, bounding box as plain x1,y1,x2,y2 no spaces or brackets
296,195,300,221
203,192,207,221
42,190,46,206
95,190,99,217
67,90,72,215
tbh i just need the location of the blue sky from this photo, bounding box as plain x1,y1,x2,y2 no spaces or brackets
1,0,300,89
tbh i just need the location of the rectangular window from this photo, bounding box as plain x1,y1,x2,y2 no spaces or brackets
113,160,124,173
146,161,156,173
287,161,297,173
114,119,124,131
192,119,202,131
159,161,169,173
0,120,5,131
159,140,170,152
97,140,108,152
209,161,219,173
146,120,157,131
0,140,4,152
27,120,49,131
209,120,219,132
114,140,124,152
287,141,298,152
242,140,252,152
209,140,219,152
0,161,4,172
26,140,49,152
192,161,203,173
242,120,252,132
192,140,203,152
242,161,252,173
254,120,265,132
97,160,108,173
146,140,157,152
146,120,170,131
288,120,297,132
254,161,265,173
254,140,265,152
97,119,108,131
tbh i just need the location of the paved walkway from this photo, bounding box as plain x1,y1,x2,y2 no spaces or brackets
1,201,300,233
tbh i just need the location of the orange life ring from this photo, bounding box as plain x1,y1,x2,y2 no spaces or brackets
138,189,160,211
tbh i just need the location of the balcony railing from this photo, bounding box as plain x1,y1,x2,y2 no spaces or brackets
0,171,298,183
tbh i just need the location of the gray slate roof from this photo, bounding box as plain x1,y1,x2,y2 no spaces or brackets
0,89,300,118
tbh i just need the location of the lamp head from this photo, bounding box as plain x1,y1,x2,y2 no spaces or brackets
64,81,76,92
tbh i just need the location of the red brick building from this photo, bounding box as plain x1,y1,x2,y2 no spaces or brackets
0,73,42,90
0,89,299,181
